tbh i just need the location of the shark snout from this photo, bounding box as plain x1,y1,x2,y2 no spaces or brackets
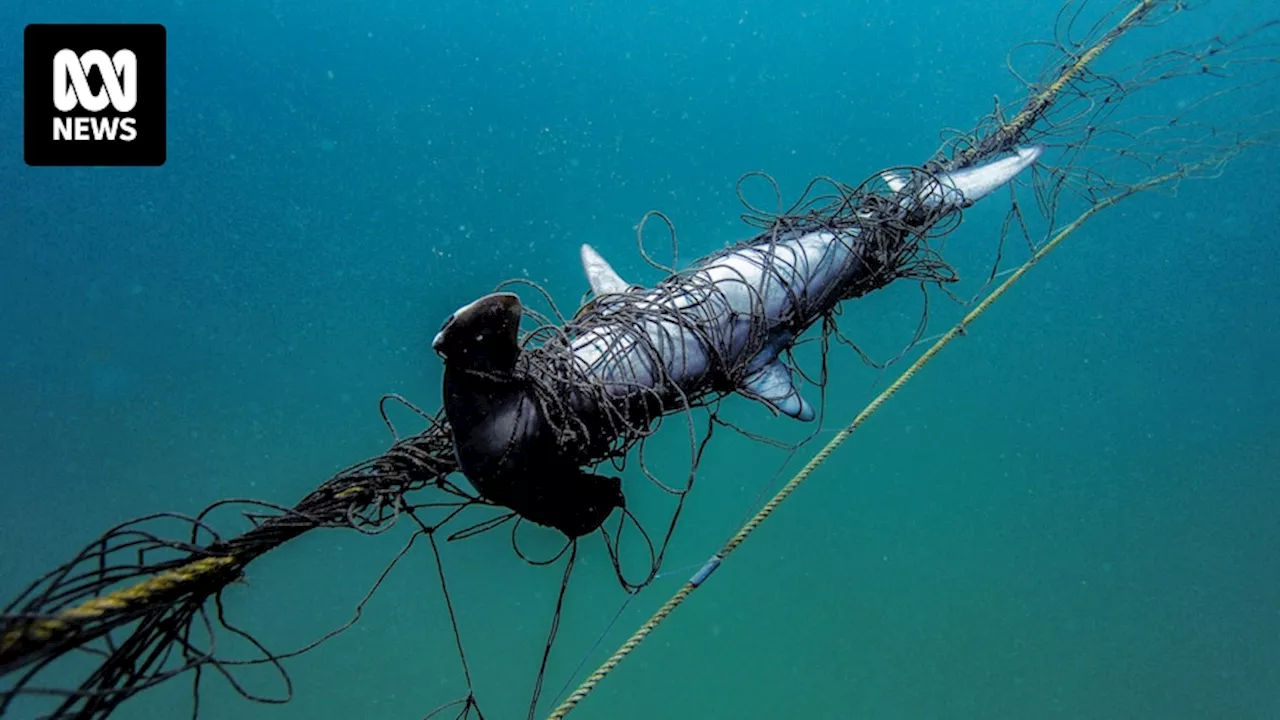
432,292,525,372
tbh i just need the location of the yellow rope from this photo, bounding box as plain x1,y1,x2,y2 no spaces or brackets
546,164,1190,720
955,0,1156,166
0,477,379,663
0,554,241,656
546,3,1178,715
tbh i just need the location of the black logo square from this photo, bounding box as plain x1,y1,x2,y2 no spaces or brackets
24,23,166,167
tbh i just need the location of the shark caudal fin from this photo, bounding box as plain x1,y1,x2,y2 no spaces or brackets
883,145,1045,210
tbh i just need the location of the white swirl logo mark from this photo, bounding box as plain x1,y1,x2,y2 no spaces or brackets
53,49,137,113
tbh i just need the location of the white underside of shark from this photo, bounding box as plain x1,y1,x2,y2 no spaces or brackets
568,145,1044,422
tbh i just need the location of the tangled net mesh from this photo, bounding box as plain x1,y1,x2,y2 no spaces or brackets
3,1,1277,718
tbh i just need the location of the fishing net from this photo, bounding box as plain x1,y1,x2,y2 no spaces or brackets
3,1,1276,718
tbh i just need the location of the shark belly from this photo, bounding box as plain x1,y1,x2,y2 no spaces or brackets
568,226,862,423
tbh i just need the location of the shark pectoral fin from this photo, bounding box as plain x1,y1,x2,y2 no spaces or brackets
580,243,631,297
740,360,815,421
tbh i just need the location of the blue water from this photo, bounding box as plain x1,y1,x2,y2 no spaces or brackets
2,0,1279,718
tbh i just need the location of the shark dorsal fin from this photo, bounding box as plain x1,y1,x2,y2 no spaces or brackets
580,244,631,297
881,170,909,194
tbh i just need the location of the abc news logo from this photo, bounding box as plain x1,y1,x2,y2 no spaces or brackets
25,24,166,166
54,48,140,142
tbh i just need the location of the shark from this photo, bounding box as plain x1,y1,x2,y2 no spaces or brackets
431,145,1044,537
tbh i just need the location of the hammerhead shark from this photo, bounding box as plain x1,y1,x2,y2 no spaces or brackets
431,146,1044,537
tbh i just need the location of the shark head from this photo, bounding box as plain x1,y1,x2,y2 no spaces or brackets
432,290,627,539
432,292,524,374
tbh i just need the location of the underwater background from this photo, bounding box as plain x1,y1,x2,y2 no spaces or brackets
2,0,1278,718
